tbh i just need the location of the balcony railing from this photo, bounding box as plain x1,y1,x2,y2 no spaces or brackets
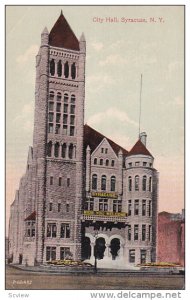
81,210,128,223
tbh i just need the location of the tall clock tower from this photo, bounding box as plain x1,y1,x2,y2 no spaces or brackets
33,12,86,264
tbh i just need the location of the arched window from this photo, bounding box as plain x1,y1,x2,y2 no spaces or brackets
57,92,62,101
92,174,97,190
64,93,69,103
135,175,139,191
101,175,106,191
49,91,54,100
62,143,66,158
128,176,132,191
47,141,52,157
71,94,76,104
94,158,97,165
54,142,59,158
110,176,116,192
71,63,76,79
50,59,55,76
64,61,69,78
68,144,74,159
106,159,109,166
149,177,152,192
142,175,147,191
57,60,62,77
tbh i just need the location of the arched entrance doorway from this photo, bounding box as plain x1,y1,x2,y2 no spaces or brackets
110,238,120,260
94,237,106,260
82,237,91,260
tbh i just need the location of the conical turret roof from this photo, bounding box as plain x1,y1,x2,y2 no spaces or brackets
49,12,79,50
128,139,153,157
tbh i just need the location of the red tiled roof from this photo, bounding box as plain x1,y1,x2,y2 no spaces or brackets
25,211,36,221
84,124,128,156
128,139,153,157
49,12,79,51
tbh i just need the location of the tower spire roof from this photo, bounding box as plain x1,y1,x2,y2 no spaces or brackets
128,139,153,157
49,13,79,50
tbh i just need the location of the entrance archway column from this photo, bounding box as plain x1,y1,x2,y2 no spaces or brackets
90,242,95,260
105,243,110,258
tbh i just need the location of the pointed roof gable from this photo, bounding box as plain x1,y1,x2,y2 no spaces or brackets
84,124,128,156
49,12,79,50
128,139,153,157
24,211,36,221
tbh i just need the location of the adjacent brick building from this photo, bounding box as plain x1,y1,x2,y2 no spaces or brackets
157,211,185,266
8,12,159,268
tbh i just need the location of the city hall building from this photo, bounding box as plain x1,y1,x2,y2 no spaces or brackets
8,12,159,268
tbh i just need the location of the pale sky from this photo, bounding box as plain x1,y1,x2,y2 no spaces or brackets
6,5,184,231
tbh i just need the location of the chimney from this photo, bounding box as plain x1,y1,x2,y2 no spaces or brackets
139,132,147,147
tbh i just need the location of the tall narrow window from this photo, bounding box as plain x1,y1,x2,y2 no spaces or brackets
48,123,53,133
142,175,147,191
129,250,135,263
140,250,147,264
142,225,146,241
135,175,139,191
100,159,103,165
50,176,53,185
56,113,61,123
54,142,59,157
64,93,69,103
62,143,66,158
134,225,139,241
148,225,152,241
57,60,62,77
128,225,131,241
59,177,62,186
70,115,75,125
49,203,52,211
46,247,56,261
70,104,75,114
56,103,61,112
58,203,61,212
64,61,69,78
50,59,55,76
48,102,54,111
111,160,115,167
128,200,132,216
70,126,75,136
49,91,54,100
92,174,97,190
110,176,116,192
94,158,97,165
57,92,62,101
49,112,54,122
101,175,107,191
71,63,76,79
134,200,139,215
47,141,52,157
142,200,146,216
63,114,68,124
67,178,70,187
68,144,73,159
128,176,132,191
148,200,152,217
55,124,60,134
71,94,76,104
149,177,152,192
106,159,109,166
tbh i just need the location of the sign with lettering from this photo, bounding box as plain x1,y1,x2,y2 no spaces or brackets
91,192,118,199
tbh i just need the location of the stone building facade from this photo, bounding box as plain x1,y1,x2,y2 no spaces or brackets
8,12,159,269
